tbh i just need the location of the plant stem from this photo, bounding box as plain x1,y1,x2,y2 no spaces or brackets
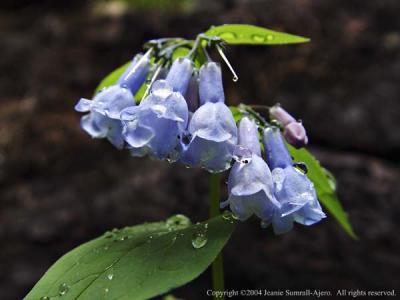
209,173,225,300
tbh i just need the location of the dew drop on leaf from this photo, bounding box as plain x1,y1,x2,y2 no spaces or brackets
40,297,50,300
166,214,191,231
251,34,266,42
219,32,237,40
107,273,114,281
191,232,207,249
58,283,69,296
267,34,275,41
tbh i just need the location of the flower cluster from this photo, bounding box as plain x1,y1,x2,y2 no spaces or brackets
75,44,326,234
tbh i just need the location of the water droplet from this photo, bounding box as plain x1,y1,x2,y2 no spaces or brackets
260,220,270,229
105,288,109,293
104,231,115,239
103,246,109,250
204,223,209,229
222,210,231,220
252,34,266,42
266,34,274,41
294,162,308,174
59,283,69,296
233,146,252,164
219,32,237,40
191,232,208,249
40,297,50,300
107,273,114,280
166,214,191,231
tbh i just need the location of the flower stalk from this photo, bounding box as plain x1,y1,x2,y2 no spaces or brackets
209,173,225,300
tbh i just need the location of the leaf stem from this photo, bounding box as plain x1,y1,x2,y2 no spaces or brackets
209,173,225,300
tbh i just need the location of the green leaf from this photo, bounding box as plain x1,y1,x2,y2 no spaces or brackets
25,214,237,300
288,146,358,239
94,62,131,94
205,24,310,45
229,106,243,123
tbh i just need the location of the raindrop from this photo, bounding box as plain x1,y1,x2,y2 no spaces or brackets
191,232,208,249
166,214,191,231
107,273,114,281
260,220,270,229
233,146,252,164
252,34,266,42
105,288,109,294
219,32,237,40
58,283,69,296
104,231,115,239
266,34,275,41
293,162,308,174
222,210,232,220
40,297,50,300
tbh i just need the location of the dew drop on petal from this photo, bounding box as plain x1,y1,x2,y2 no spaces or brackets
260,220,270,229
233,146,252,164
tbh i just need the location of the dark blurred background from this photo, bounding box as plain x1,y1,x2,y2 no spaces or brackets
1,0,399,299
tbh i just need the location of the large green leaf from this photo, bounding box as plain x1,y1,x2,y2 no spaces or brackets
288,146,358,239
25,214,237,300
205,24,310,45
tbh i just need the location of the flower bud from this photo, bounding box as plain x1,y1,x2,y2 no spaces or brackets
165,57,193,95
238,117,261,157
269,104,295,126
262,127,293,170
284,121,308,148
117,53,150,95
199,62,225,105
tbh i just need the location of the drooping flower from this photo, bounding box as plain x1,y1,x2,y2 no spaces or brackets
263,127,326,234
121,58,192,160
269,104,308,148
180,62,237,172
221,117,280,221
74,51,151,148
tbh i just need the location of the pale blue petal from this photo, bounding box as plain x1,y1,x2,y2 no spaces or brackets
75,98,92,112
263,127,293,169
199,62,225,105
238,117,261,156
165,57,193,95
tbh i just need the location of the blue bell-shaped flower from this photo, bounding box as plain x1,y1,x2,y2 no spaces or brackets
180,62,237,172
221,117,280,221
74,51,151,148
121,58,192,160
263,127,326,234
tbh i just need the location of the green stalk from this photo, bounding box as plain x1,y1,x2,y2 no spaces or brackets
209,173,225,300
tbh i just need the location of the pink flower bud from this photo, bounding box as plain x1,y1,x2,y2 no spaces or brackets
269,104,296,126
284,121,308,148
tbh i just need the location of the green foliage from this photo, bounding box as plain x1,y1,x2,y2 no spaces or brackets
205,24,310,45
288,146,358,239
229,106,243,123
25,214,236,300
